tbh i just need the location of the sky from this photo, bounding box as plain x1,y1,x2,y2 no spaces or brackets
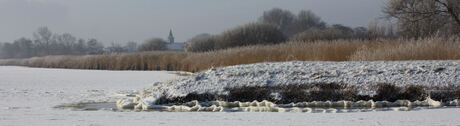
0,0,386,44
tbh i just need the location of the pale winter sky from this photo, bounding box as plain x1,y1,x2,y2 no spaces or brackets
0,0,385,44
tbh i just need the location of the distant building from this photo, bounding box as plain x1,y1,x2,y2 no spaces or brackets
167,43,186,51
168,29,174,44
166,29,186,51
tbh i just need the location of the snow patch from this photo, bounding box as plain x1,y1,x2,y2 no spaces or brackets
135,61,460,106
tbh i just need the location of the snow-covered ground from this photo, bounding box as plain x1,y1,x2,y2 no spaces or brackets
1,65,460,126
136,61,460,107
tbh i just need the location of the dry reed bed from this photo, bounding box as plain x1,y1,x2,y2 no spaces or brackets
1,38,459,72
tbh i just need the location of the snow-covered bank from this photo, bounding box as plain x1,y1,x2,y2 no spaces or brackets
2,66,460,126
129,61,460,109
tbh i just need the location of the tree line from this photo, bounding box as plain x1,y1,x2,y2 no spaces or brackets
186,1,460,52
185,8,390,52
0,27,139,59
124,8,391,53
2,0,459,57
384,0,460,38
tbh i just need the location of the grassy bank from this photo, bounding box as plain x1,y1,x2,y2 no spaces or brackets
1,38,459,72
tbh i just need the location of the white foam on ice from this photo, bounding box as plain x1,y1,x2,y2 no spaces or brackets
116,98,458,113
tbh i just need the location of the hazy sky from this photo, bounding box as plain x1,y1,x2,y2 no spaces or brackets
0,0,386,44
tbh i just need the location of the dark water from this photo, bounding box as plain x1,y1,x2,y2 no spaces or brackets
54,102,118,111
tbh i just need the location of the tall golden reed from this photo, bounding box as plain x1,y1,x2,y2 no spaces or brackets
1,37,459,72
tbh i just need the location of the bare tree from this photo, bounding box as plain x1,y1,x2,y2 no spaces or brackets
59,33,77,49
259,8,295,36
384,0,460,38
215,22,285,49
186,33,216,52
138,38,167,51
287,10,326,36
33,27,53,56
353,27,368,39
86,39,104,54
330,24,354,39
0,43,13,58
14,38,34,58
0,38,34,58
291,24,371,42
107,43,125,53
75,39,87,54
365,18,397,39
124,41,137,52
0,42,4,58
259,8,326,38
290,28,327,42
53,33,77,54
366,18,384,39
435,0,460,26
0,27,108,59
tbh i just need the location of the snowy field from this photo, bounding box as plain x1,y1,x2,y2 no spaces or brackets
1,66,460,126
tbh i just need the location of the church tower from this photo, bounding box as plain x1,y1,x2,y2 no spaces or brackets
168,29,174,44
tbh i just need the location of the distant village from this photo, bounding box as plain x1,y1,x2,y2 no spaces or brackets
103,30,186,53
165,30,186,51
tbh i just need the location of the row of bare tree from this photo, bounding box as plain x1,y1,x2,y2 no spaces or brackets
384,0,460,38
186,8,389,52
3,1,458,57
0,27,139,59
0,27,104,59
186,1,460,52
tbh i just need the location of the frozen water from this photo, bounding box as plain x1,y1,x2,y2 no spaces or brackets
1,65,460,126
0,66,177,125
